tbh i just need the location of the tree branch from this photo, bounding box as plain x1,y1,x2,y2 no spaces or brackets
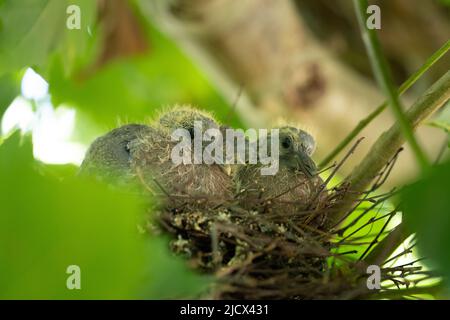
319,40,450,168
143,0,448,187
363,224,409,266
346,70,450,194
354,0,430,172
329,71,450,225
372,284,445,300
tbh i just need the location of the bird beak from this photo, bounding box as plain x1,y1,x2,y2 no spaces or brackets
294,150,317,178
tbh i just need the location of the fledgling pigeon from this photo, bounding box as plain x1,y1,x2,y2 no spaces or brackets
235,126,327,226
79,123,152,186
79,106,233,210
129,105,234,209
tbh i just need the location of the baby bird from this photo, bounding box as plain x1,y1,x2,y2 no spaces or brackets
158,105,221,134
130,105,233,209
79,124,152,186
235,126,327,226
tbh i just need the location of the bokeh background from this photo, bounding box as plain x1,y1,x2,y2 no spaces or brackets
0,0,449,299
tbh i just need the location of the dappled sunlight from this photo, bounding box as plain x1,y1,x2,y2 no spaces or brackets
1,68,87,165
1,96,34,135
32,102,86,165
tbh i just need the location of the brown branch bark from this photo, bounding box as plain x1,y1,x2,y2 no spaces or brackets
346,70,450,193
141,0,448,187
330,71,450,224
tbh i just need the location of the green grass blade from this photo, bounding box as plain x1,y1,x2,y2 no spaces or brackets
352,0,430,172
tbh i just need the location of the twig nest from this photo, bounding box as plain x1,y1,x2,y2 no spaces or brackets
155,189,337,299
80,113,417,300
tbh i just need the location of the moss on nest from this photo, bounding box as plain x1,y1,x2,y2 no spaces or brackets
143,149,428,300
145,174,386,299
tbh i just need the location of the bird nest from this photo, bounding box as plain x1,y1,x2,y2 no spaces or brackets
79,106,431,299
144,145,426,300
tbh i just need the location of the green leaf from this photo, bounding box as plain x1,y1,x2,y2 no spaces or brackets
0,0,97,77
140,237,211,299
332,199,396,262
49,23,242,128
1,2,242,129
0,132,144,299
428,121,450,133
0,132,208,299
0,71,22,117
438,0,450,7
353,0,430,172
402,161,450,286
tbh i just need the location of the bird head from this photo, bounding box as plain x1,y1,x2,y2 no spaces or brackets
276,126,317,177
158,105,227,164
79,124,152,182
158,105,220,138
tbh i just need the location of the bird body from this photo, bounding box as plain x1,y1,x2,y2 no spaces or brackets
79,124,153,186
158,105,220,134
80,105,233,210
129,124,233,209
80,107,323,219
235,126,327,227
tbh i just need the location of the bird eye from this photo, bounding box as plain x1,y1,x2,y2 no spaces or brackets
281,136,292,149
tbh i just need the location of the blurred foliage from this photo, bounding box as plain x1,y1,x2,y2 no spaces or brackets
295,0,450,91
0,132,143,299
0,0,240,130
0,0,448,300
319,171,397,263
403,160,450,288
0,132,208,299
0,0,222,299
140,237,210,299
48,16,241,129
0,0,97,78
0,71,22,117
331,200,397,263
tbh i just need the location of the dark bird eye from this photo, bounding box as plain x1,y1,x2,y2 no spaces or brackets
281,136,292,149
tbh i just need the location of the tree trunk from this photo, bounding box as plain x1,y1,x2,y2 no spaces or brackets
141,0,448,186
